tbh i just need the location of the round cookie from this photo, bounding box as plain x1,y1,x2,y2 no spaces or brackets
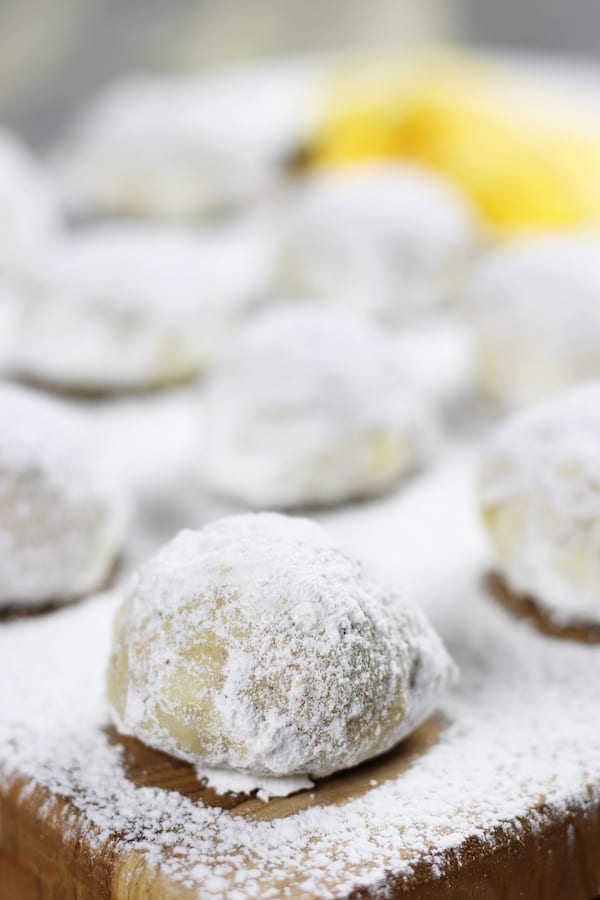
107,512,454,778
480,383,600,624
198,306,438,508
0,129,57,270
8,222,273,393
277,163,478,320
469,234,600,409
0,383,129,608
52,64,320,220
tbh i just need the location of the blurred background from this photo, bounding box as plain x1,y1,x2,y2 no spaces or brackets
2,0,600,146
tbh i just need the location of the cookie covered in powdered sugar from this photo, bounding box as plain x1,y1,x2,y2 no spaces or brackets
107,512,454,779
469,234,600,409
480,383,600,624
52,63,320,220
198,305,438,508
0,129,58,270
0,383,129,609
276,163,479,321
8,222,273,393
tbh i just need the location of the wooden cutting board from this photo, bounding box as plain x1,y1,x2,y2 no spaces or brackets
1,713,600,900
2,455,600,900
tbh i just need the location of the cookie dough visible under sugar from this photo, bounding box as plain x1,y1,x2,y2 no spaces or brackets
107,512,453,778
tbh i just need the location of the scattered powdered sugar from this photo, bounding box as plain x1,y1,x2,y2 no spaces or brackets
195,766,313,801
480,383,600,620
0,382,129,606
1,452,600,897
199,305,438,508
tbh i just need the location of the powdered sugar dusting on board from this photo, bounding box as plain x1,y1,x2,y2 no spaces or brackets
1,454,600,898
195,766,313,800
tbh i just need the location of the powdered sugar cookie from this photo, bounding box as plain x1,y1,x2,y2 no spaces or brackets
107,512,454,779
480,383,600,625
8,222,273,393
0,383,129,609
52,63,320,220
277,163,478,320
470,234,600,408
199,306,438,508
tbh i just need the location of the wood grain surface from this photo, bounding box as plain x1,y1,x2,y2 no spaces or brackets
1,711,600,899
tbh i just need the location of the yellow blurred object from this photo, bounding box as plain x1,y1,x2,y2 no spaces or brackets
307,53,600,232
